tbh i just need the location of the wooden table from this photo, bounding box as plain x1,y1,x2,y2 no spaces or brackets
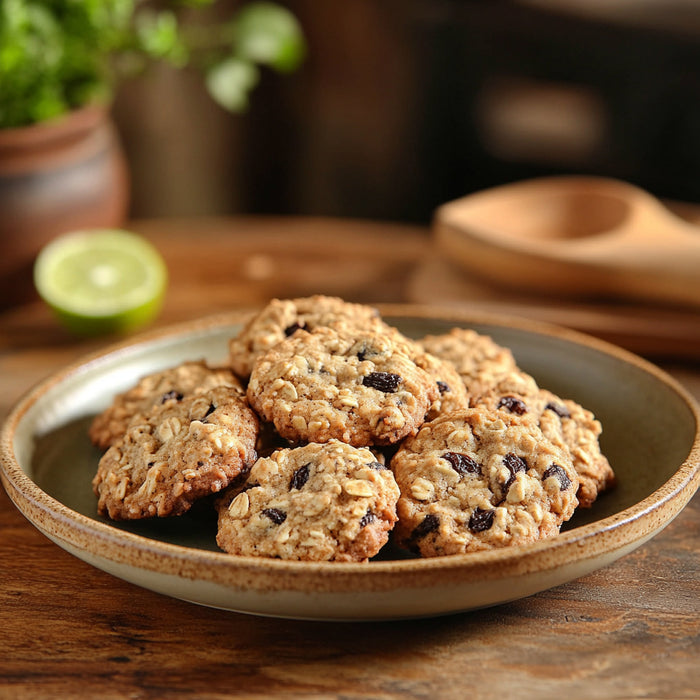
1,217,698,699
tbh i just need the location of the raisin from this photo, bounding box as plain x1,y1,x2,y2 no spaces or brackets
504,452,527,474
290,463,311,490
359,509,375,528
542,464,572,491
442,451,480,476
200,402,216,422
262,508,287,524
367,460,388,470
284,321,307,336
468,508,495,532
356,342,381,362
362,371,402,393
437,380,450,394
161,390,183,403
545,402,571,419
503,452,527,494
497,395,528,415
411,513,440,540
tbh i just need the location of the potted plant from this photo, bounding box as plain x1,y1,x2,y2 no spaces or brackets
0,0,305,306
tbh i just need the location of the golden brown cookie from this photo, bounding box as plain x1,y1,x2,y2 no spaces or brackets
471,375,614,507
247,327,438,446
216,440,400,561
418,327,519,396
411,350,471,421
88,361,242,450
391,407,579,556
93,386,258,519
228,295,390,380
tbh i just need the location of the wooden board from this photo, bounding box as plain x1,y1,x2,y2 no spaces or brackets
408,253,700,359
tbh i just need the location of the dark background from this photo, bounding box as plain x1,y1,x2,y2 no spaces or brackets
114,0,700,224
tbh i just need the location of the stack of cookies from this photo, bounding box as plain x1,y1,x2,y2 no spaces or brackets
90,295,615,562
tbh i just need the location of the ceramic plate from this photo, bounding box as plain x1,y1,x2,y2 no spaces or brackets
1,306,699,620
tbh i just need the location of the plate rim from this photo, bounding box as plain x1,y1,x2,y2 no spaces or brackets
1,304,699,596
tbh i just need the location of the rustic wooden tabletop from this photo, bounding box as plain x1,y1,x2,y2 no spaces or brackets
1,216,698,699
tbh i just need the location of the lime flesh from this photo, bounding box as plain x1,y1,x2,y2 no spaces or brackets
34,229,168,335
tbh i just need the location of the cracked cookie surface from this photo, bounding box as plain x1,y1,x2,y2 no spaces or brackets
418,327,519,396
407,348,471,421
93,386,259,519
216,439,400,561
391,407,579,556
228,295,390,380
247,327,438,446
89,361,242,450
472,378,615,507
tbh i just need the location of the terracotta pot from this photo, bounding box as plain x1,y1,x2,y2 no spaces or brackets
0,106,129,308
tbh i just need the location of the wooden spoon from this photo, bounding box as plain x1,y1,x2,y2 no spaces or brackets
434,176,700,308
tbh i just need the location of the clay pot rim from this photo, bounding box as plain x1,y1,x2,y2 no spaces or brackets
0,103,111,151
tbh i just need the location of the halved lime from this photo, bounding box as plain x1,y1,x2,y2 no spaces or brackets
34,229,168,335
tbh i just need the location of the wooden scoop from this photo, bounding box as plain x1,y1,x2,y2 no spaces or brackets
434,176,700,308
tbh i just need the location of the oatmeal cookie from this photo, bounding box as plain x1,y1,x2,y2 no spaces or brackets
93,386,259,519
471,378,614,507
228,295,390,380
418,327,519,396
468,369,541,413
89,361,243,450
538,391,615,507
247,327,438,446
364,329,471,421
216,440,400,561
412,351,471,420
391,407,579,556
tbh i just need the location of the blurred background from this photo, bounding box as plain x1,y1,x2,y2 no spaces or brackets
114,0,700,224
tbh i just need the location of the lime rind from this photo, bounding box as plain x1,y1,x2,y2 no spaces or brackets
46,294,166,336
34,229,168,335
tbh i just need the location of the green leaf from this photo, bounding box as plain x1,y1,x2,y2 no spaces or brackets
30,88,69,123
0,0,305,128
135,10,188,66
230,2,305,72
205,57,259,112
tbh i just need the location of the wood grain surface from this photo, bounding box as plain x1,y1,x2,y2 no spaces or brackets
1,216,698,699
